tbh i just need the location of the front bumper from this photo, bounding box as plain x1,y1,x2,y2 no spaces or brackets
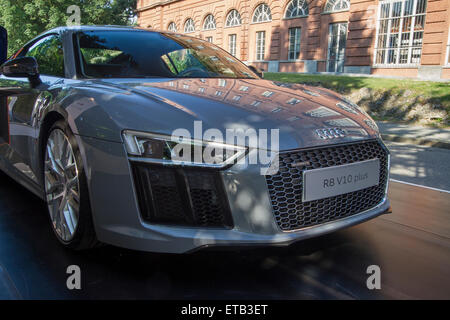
78,135,390,254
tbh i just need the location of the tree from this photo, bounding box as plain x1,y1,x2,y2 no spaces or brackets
0,0,137,56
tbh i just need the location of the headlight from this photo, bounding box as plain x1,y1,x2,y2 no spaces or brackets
122,130,247,168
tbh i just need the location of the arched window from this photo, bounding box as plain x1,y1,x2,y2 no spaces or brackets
168,22,177,32
323,0,350,13
184,18,195,33
285,0,309,18
203,14,216,30
226,9,242,27
252,3,272,23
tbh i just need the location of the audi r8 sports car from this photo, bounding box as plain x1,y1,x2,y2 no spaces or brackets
0,26,390,253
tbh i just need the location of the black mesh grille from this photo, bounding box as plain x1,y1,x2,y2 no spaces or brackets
265,140,389,231
132,164,233,228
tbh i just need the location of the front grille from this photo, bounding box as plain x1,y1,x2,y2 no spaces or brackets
132,164,233,228
266,140,389,231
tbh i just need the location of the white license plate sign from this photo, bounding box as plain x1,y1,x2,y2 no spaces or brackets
302,159,380,202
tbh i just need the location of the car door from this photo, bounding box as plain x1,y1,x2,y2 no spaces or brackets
0,27,9,146
0,33,65,184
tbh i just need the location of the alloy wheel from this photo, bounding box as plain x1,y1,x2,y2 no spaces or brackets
44,129,80,242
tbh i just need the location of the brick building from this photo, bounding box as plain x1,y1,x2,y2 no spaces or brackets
137,0,450,80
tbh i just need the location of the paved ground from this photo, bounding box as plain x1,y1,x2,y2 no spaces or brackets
378,122,450,149
385,141,450,191
0,174,449,300
378,123,450,143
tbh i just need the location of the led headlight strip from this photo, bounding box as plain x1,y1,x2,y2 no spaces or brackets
122,130,247,168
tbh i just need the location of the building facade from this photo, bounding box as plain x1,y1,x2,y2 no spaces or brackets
137,0,450,80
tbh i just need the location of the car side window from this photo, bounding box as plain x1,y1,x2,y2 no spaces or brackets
21,34,65,77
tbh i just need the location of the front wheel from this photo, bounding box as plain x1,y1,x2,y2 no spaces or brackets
43,120,100,250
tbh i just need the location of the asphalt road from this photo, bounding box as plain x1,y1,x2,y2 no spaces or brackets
0,141,449,300
386,141,450,191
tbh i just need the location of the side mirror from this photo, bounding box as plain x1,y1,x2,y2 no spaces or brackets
248,65,264,78
0,26,6,65
0,56,42,87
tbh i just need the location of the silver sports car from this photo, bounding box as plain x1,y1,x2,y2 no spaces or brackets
0,26,390,253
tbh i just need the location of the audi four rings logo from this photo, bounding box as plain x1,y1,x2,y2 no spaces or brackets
315,128,346,139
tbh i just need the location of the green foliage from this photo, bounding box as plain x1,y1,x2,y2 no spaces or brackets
264,72,450,109
0,0,137,56
81,48,122,64
27,35,65,77
165,49,236,77
167,50,201,74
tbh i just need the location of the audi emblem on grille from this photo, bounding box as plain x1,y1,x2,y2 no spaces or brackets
315,127,346,140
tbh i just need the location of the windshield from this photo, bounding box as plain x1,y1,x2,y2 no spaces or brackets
75,30,257,79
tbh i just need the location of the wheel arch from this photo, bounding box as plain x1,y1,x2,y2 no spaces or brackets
38,111,65,167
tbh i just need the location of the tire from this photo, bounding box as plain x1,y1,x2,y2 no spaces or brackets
43,120,100,250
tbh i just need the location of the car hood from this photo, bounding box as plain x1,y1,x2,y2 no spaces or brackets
70,78,379,151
